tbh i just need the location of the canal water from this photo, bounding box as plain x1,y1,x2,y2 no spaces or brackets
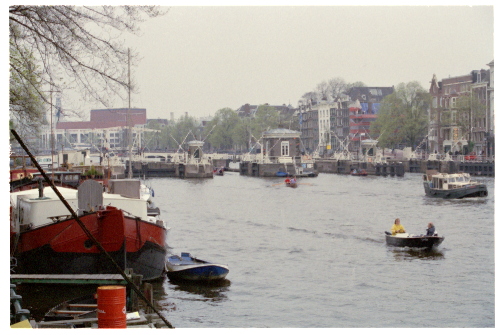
150,169,495,328
17,169,495,328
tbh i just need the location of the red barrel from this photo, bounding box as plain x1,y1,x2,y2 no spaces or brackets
97,285,126,328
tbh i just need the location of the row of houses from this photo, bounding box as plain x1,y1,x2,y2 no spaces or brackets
429,61,494,156
30,61,494,158
297,61,494,157
298,86,394,155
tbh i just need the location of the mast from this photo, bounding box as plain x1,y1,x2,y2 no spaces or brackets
128,48,132,179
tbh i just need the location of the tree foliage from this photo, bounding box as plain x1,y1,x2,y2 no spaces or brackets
9,5,165,134
145,103,300,153
251,105,280,139
9,33,45,139
300,77,366,105
370,81,430,149
204,108,240,150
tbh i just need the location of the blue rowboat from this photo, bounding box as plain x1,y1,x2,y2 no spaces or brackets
165,252,229,282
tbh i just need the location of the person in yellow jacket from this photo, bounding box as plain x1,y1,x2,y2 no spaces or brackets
391,218,406,235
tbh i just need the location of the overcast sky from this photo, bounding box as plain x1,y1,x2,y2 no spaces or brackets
97,4,493,121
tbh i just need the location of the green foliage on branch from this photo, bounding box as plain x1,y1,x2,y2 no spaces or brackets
370,81,430,149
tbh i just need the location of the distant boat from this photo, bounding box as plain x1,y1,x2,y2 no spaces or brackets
350,169,368,176
285,179,298,188
276,171,288,177
213,168,224,176
165,252,229,282
385,231,444,249
423,170,488,199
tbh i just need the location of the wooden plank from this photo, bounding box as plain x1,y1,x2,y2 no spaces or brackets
52,310,88,315
36,314,148,327
11,274,125,279
10,274,127,285
67,304,97,308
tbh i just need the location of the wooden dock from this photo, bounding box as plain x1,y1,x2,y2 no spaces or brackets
10,274,128,285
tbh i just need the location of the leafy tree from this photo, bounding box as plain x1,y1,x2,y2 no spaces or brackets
232,117,253,152
346,81,366,90
9,5,165,129
142,120,164,150
205,108,240,151
370,81,430,149
165,115,200,152
250,105,280,139
9,34,45,140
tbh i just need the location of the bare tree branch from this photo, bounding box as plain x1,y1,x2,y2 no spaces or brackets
9,5,167,128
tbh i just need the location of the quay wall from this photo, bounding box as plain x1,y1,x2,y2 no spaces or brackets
315,159,494,176
316,159,405,176
125,161,213,178
124,157,494,177
239,162,296,177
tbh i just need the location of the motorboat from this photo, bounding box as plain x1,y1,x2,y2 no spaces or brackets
165,252,229,282
423,170,488,199
385,231,444,249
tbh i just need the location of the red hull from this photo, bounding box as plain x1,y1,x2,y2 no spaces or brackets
13,206,167,280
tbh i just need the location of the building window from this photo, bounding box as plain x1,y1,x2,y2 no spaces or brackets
281,141,289,156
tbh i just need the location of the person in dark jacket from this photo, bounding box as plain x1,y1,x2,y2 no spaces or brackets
425,222,436,236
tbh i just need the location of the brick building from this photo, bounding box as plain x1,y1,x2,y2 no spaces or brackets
428,65,493,155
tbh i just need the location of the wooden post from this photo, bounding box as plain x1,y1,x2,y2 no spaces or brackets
128,271,142,312
143,283,154,314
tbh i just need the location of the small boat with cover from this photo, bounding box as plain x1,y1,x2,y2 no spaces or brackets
165,252,229,282
385,231,444,249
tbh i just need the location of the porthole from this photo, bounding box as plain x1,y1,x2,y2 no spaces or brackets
84,239,94,249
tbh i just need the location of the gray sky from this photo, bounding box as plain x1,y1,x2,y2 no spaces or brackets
106,4,493,120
